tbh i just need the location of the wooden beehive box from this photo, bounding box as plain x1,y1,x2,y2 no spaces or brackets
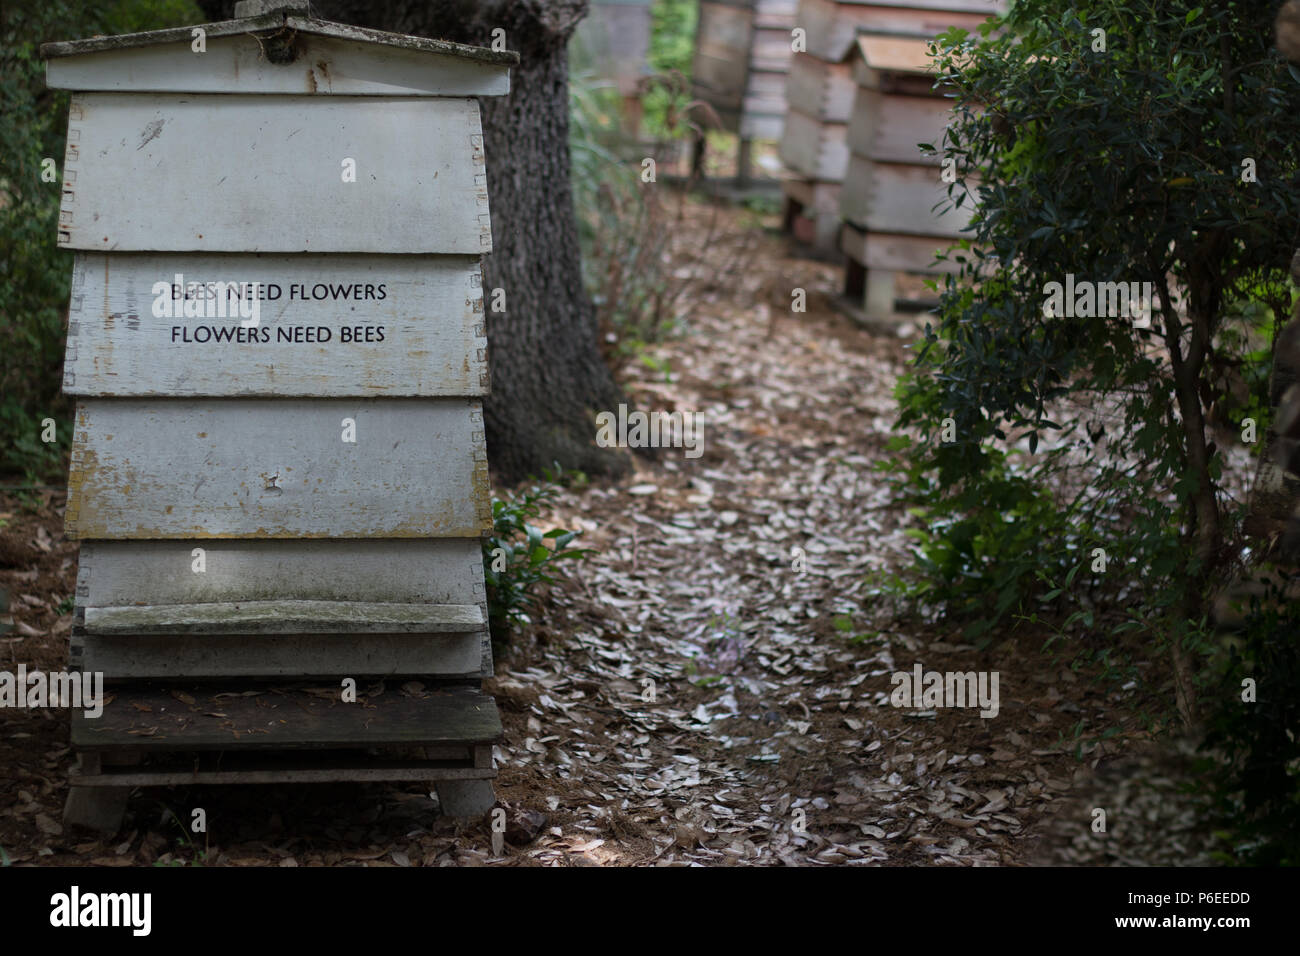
693,0,799,142
838,30,974,326
573,0,655,98
796,0,1001,62
43,5,517,831
778,52,855,181
779,0,998,254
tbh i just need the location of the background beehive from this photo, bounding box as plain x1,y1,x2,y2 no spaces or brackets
573,0,655,99
779,0,999,253
693,0,799,142
838,30,979,322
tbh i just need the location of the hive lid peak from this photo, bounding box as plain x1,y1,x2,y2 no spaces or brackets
40,11,519,67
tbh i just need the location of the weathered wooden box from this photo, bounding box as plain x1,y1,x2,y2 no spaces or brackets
573,0,655,98
693,0,799,141
781,112,849,186
43,6,517,829
779,0,997,254
795,0,1000,62
839,31,978,324
786,51,857,123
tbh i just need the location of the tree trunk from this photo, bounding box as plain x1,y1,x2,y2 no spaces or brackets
198,0,630,484
1154,269,1215,730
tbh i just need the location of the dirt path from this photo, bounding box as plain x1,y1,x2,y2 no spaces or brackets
0,199,1218,866
486,211,1095,865
480,203,1220,866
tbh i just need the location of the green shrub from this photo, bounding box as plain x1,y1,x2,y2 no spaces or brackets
568,0,711,360
883,439,1082,645
483,468,594,644
884,0,1300,862
891,1,1300,723
641,0,697,140
569,67,695,358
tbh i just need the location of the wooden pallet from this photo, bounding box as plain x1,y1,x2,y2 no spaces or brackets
64,682,502,832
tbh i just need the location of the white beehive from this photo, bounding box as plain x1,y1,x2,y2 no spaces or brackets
43,3,516,831
779,0,998,254
839,31,976,324
693,0,799,141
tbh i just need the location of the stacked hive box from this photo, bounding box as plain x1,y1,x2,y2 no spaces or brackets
43,7,517,832
779,0,998,254
693,0,799,181
573,0,655,132
839,31,973,323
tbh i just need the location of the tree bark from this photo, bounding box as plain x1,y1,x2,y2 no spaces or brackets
198,0,630,484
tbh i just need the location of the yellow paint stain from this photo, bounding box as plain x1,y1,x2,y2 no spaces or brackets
64,446,99,539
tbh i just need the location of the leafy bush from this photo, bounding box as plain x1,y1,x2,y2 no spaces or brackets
885,438,1082,645
571,70,678,349
641,0,697,140
891,1,1300,727
885,0,1300,862
483,468,594,644
570,67,713,361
